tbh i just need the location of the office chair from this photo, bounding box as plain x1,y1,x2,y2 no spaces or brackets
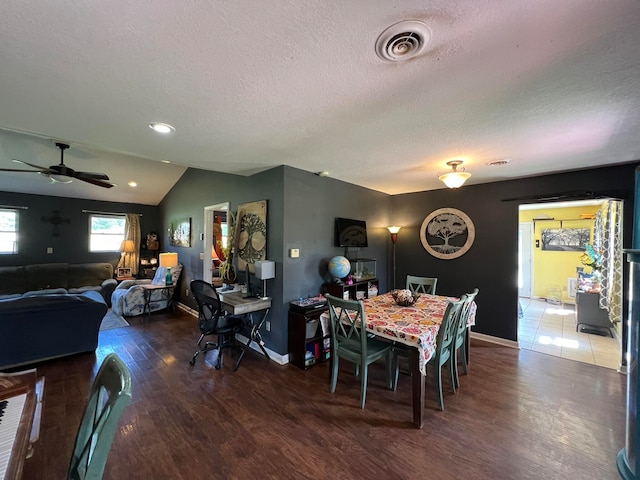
68,353,132,480
189,280,246,370
406,275,438,294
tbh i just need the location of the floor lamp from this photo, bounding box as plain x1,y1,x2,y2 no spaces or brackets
387,226,401,290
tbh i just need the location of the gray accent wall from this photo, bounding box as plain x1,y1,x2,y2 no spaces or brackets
0,191,159,268
159,165,391,356
390,163,637,342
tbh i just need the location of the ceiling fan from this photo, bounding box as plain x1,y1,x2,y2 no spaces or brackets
0,142,115,188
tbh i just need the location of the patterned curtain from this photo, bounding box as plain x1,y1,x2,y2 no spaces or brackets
594,200,623,323
118,214,141,274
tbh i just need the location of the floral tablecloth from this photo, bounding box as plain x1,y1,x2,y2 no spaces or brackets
363,293,476,376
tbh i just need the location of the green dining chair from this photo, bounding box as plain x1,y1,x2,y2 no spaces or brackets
451,288,479,390
406,275,438,294
68,353,133,480
392,297,464,411
326,294,394,409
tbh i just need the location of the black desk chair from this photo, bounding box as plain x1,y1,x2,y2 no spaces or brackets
189,280,246,370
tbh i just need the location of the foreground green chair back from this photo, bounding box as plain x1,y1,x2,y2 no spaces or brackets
451,288,479,390
68,353,132,480
430,297,464,410
326,294,394,409
406,275,437,295
392,297,464,410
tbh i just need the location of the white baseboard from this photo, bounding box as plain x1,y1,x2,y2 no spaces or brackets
470,331,519,349
179,302,288,365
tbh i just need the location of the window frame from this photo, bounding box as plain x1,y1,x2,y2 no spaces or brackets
0,209,18,254
89,214,126,252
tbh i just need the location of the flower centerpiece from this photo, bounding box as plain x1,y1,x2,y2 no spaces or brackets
580,244,603,272
219,211,237,284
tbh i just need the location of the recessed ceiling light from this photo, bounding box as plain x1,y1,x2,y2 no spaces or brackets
128,181,137,187
149,122,175,134
162,160,171,164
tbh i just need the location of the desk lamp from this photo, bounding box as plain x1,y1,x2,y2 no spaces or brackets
159,252,179,286
255,260,275,299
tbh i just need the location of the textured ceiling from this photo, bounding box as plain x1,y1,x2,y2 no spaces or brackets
1,1,639,205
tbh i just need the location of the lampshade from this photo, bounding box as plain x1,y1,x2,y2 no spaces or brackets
438,160,471,188
120,240,136,253
255,260,275,280
387,226,401,234
159,252,179,268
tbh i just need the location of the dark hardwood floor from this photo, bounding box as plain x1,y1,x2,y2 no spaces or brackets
20,307,625,479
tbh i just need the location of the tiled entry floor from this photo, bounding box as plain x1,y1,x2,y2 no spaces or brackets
518,297,621,370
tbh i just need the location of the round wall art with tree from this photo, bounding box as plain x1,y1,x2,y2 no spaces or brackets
419,208,475,260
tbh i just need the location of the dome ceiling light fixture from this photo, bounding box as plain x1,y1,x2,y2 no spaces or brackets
438,160,472,189
375,20,431,62
149,122,175,134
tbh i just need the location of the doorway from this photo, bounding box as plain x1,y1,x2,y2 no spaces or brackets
203,202,229,284
517,199,622,370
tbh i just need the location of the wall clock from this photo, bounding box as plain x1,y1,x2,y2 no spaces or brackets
420,208,475,260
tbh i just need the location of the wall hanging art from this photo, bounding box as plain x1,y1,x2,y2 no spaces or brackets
420,207,475,260
169,217,191,247
235,200,267,272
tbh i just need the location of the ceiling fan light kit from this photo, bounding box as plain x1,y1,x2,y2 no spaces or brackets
438,160,471,189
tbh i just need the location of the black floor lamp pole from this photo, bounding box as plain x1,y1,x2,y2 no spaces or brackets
388,226,400,290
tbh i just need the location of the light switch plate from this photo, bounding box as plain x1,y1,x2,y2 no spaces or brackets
290,248,300,258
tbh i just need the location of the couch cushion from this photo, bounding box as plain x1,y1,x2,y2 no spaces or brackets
24,263,69,290
67,263,114,288
23,288,68,297
0,265,28,294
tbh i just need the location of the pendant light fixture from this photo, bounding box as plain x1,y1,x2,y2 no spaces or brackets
438,160,471,188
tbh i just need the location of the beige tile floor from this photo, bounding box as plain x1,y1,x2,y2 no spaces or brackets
518,297,621,370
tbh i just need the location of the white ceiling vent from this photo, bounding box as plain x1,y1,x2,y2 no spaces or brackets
375,20,431,62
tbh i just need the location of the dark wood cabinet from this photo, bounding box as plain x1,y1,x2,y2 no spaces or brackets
575,290,614,336
288,305,329,370
322,278,379,301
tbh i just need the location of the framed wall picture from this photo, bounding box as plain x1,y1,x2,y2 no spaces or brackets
235,200,267,272
117,267,132,278
420,208,475,260
541,227,589,251
169,217,191,247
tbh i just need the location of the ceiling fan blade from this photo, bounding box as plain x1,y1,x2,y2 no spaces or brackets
76,175,115,188
0,167,50,173
11,159,50,172
74,171,110,180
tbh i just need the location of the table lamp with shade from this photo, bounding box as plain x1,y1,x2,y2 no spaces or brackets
159,252,179,286
255,260,275,299
118,239,136,273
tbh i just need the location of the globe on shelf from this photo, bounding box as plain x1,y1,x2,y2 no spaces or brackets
328,256,351,280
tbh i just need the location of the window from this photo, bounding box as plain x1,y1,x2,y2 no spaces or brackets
89,215,126,252
0,209,18,254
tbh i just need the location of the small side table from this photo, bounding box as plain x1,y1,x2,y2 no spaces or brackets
140,284,175,315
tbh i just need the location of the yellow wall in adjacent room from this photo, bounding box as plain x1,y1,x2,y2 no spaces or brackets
520,204,601,303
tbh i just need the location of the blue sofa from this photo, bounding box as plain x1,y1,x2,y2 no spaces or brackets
0,262,117,307
0,290,108,369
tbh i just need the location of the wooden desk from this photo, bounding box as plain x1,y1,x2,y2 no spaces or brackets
219,292,272,360
363,293,476,428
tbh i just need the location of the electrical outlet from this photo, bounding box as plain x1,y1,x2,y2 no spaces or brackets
185,289,189,297
265,321,271,332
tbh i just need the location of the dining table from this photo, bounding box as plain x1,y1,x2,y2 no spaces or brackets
362,292,476,428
